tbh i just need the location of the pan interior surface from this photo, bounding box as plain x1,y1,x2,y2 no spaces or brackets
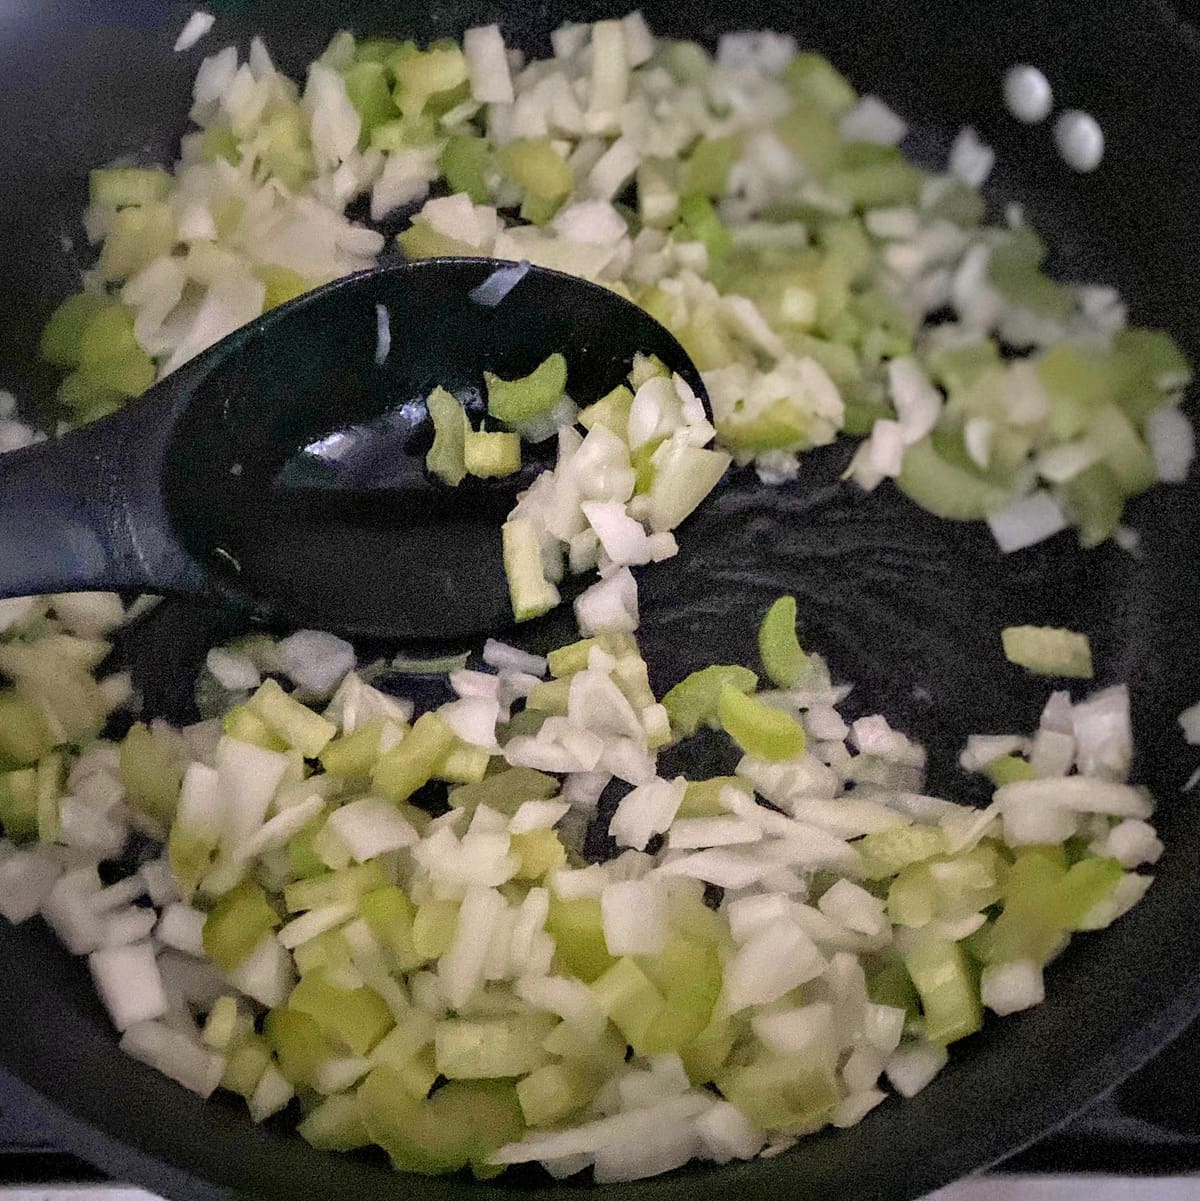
0,2,1198,1200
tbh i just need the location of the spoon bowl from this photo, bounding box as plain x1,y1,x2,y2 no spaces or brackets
0,258,707,640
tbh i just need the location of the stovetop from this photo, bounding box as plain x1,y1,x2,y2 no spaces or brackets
4,1017,1200,1189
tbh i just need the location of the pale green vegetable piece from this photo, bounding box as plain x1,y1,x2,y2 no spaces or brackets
1001,625,1094,678
717,685,806,762
758,595,808,688
425,386,468,486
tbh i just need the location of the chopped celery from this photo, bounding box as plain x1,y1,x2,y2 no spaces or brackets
784,52,858,117
202,881,281,972
0,691,54,767
298,1092,372,1151
412,898,460,959
502,519,561,622
371,712,455,802
89,166,171,208
486,354,567,426
662,664,758,737
1058,856,1124,929
926,340,1001,397
1087,403,1156,495
221,1033,272,1098
841,393,894,437
359,1071,524,1175
680,1015,737,1084
359,886,424,971
902,933,983,1045
425,386,469,487
199,124,239,165
774,107,840,178
511,828,567,880
989,227,1071,320
293,927,354,977
371,113,438,152
591,956,667,1054
516,1061,597,1126
283,861,388,914
393,46,468,118
1062,462,1123,548
758,595,808,688
682,135,741,198
223,704,288,752
78,305,156,397
867,958,919,1015
896,437,1010,520
546,634,637,677
436,738,491,784
264,1007,333,1089
34,751,62,844
0,768,38,841
578,384,634,439
527,677,570,716
499,139,573,204
637,935,722,1054
289,971,394,1056
983,754,1037,786
449,767,559,816
923,179,986,227
247,679,337,758
973,851,1069,966
99,203,176,282
1112,327,1192,425
545,897,616,983
464,429,521,478
371,1011,437,1072
397,221,482,259
676,194,732,263
1001,626,1093,679
612,655,655,710
434,1013,555,1078
718,685,806,762
831,158,922,209
677,776,743,819
856,825,947,881
119,723,183,826
716,395,813,453
39,293,108,370
718,1055,840,1133
319,717,389,780
440,135,491,205
259,266,311,312
288,825,330,879
343,61,396,144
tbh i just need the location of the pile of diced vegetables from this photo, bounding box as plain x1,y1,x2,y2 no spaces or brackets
0,7,1191,1186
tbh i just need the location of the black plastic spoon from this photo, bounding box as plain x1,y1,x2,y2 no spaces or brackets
0,259,707,640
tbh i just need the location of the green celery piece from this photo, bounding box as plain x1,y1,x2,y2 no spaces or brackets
438,738,492,784
984,754,1038,785
718,685,806,762
393,46,468,118
783,52,858,117
637,936,722,1054
293,926,354,977
989,226,1072,319
298,1093,373,1151
440,135,491,205
283,861,388,913
343,61,397,145
887,865,937,927
545,897,616,983
1037,343,1114,419
662,40,712,84
247,678,337,757
896,436,1010,521
34,752,62,845
718,1055,840,1133
925,339,1002,396
202,880,281,972
259,265,311,311
831,159,922,209
590,956,667,1055
676,193,732,262
354,36,412,63
425,386,469,486
1062,462,1123,548
259,110,314,189
516,1061,597,1127
499,138,573,202
371,1010,437,1073
902,932,983,1045
0,768,38,841
289,971,394,1056
358,1071,524,1176
1001,626,1094,679
39,293,108,370
923,178,986,227
662,664,758,737
716,401,811,453
680,1015,737,1084
264,1007,333,1089
359,885,424,971
56,371,125,420
1087,403,1156,495
0,691,54,768
287,824,330,879
511,828,567,880
842,393,894,437
1111,327,1192,426
546,633,638,677
867,957,919,1015
448,767,559,816
319,717,388,780
629,352,670,388
631,436,663,494
856,824,947,881
612,656,655,710
221,1033,272,1098
199,123,240,164
774,106,840,178
486,353,568,425
99,202,176,282
682,135,741,198
370,113,438,152
222,704,288,751
977,850,1069,966
520,191,561,225
397,221,479,259
119,722,183,826
1059,856,1124,929
78,305,156,397
89,166,171,208
579,383,634,439
677,777,744,819
412,898,460,959
371,711,455,802
783,331,862,388
464,429,521,478
434,1013,556,1079
501,519,560,622
758,595,808,688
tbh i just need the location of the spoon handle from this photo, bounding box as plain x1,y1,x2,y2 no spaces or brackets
0,399,201,600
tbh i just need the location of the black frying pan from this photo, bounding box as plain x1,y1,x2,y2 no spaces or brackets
0,2,1198,1199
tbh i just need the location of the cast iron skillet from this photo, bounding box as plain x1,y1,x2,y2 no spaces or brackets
0,2,1198,1199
